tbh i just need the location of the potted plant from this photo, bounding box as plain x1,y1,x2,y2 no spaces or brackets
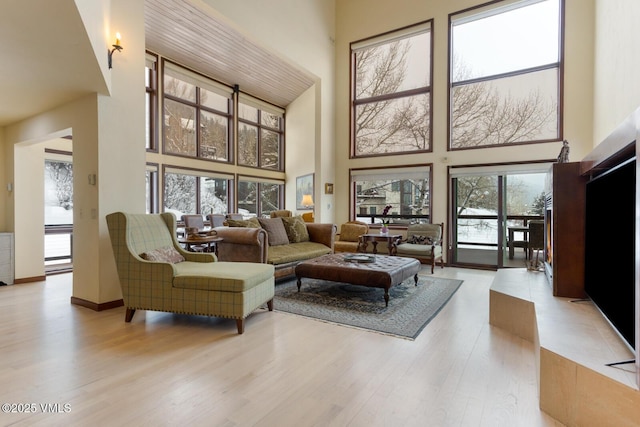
380,205,392,234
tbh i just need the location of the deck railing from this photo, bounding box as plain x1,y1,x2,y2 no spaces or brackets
44,224,73,267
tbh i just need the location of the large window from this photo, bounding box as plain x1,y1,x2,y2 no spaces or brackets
163,62,233,161
351,21,433,157
237,177,284,218
238,95,284,171
350,166,432,224
449,0,562,149
163,167,233,217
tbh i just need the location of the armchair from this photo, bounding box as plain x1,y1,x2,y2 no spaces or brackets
334,221,369,253
270,210,292,218
106,212,275,334
395,223,444,273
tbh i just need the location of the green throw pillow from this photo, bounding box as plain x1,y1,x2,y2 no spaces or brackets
281,216,310,243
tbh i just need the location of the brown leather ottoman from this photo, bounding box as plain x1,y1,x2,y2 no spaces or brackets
294,253,421,306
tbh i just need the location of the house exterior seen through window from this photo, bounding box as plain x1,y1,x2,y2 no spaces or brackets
351,165,432,224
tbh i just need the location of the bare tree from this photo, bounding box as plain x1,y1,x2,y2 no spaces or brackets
354,39,431,155
451,60,556,148
456,176,497,215
45,160,73,210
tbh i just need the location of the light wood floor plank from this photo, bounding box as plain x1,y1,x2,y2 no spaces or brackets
0,268,563,426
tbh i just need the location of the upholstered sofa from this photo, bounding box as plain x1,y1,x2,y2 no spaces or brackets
214,216,336,279
106,212,275,334
334,221,369,253
395,223,444,273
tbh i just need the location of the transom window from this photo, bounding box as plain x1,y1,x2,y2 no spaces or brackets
449,0,562,149
351,21,433,157
163,61,233,161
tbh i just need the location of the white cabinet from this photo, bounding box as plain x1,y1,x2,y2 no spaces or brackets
0,233,14,285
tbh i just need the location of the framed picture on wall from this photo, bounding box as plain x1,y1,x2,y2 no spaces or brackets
325,183,334,194
296,173,314,210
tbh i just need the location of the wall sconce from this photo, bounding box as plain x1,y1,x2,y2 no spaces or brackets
301,194,314,208
107,32,123,69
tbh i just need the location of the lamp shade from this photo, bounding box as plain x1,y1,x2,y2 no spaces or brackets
301,194,314,207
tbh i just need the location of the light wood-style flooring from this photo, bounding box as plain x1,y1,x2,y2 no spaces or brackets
0,268,562,426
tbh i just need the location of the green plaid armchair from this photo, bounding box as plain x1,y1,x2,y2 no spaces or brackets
106,212,275,334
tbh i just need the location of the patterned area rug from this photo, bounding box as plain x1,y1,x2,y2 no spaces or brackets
273,274,463,340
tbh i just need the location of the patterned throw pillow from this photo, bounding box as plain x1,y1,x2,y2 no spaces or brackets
281,216,310,243
140,246,185,263
407,235,433,245
257,217,290,246
226,218,261,228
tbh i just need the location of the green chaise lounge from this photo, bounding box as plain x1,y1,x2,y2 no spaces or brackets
106,212,275,334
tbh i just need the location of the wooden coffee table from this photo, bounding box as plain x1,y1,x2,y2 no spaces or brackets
294,253,421,306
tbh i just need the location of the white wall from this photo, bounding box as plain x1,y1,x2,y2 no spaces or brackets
3,0,144,304
202,0,336,221
285,85,317,213
14,143,45,279
593,0,640,144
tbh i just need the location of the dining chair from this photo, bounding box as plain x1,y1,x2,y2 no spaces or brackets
181,214,207,251
527,220,545,269
207,214,226,228
182,214,205,230
226,213,244,221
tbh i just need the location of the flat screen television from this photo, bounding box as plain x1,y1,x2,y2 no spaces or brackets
584,157,636,351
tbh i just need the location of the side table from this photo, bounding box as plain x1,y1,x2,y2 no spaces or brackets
178,235,223,256
357,233,402,255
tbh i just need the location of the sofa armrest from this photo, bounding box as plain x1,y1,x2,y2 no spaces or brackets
306,223,337,251
214,227,268,263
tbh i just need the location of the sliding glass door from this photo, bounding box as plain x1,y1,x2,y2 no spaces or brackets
450,165,549,269
451,174,503,267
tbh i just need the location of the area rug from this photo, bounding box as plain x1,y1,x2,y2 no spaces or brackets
273,274,463,340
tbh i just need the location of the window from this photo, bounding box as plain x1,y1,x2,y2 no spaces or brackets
44,152,73,269
351,21,433,157
238,95,284,171
449,0,562,149
163,167,233,217
237,176,284,218
145,53,158,151
350,165,432,224
163,61,233,161
146,163,159,213
45,156,73,224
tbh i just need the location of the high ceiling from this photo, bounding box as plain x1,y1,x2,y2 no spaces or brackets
144,0,316,108
0,0,315,127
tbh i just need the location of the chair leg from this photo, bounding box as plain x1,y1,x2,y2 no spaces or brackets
431,258,435,274
267,299,274,311
125,308,136,322
236,318,245,334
